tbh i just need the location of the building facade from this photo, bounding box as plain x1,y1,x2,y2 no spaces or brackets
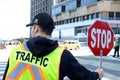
30,0,53,21
51,0,120,41
30,0,53,37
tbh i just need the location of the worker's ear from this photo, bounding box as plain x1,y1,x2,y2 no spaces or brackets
32,25,36,30
34,25,40,33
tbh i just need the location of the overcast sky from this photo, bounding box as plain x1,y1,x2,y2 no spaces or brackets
0,0,30,40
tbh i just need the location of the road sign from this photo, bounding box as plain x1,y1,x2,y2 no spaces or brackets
88,20,114,56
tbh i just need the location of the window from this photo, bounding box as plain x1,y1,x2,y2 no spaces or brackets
40,3,42,7
60,0,66,2
43,1,45,6
62,20,64,24
112,27,120,34
109,12,114,17
52,6,62,15
68,19,70,23
81,0,97,6
76,17,80,22
77,0,81,7
91,14,94,19
89,15,92,19
93,14,96,19
67,19,69,23
96,12,100,18
109,12,114,19
62,6,65,12
70,19,72,23
116,12,120,20
66,1,77,11
83,16,88,20
45,0,48,4
73,18,75,22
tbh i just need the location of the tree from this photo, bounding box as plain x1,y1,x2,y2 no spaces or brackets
16,37,26,43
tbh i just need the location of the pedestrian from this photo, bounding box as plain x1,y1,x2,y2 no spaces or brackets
113,38,119,57
3,13,104,80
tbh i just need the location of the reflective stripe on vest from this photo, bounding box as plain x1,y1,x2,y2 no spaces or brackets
6,42,64,80
7,62,43,80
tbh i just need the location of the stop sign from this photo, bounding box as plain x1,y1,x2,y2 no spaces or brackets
88,20,114,56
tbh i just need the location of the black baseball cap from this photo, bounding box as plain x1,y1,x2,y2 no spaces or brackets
26,13,55,29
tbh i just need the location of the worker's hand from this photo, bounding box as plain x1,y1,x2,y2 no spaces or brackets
95,68,104,79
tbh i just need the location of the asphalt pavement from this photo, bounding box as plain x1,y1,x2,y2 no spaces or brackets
70,47,120,80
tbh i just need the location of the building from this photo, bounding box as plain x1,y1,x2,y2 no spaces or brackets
30,0,53,37
51,0,120,41
30,0,53,21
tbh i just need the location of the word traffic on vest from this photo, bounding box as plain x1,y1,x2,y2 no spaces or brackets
16,51,49,67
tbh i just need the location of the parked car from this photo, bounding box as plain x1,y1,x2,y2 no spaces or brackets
0,44,6,49
58,40,80,50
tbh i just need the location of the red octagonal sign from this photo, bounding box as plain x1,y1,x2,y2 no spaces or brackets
88,20,114,56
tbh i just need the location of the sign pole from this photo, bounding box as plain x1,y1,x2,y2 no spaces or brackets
99,50,103,68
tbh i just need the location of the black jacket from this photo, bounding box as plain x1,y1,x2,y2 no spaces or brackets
3,36,99,80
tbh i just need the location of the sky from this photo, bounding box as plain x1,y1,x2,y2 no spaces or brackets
0,0,30,40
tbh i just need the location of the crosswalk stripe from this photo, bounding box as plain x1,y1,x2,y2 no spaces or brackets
0,61,7,80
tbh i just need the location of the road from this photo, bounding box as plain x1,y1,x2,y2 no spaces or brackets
76,55,120,80
0,46,120,80
65,47,120,80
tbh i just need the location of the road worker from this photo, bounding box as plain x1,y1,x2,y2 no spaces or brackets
113,38,119,57
3,13,104,80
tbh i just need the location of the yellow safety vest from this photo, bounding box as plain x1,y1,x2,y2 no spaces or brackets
5,42,64,80
114,41,118,47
